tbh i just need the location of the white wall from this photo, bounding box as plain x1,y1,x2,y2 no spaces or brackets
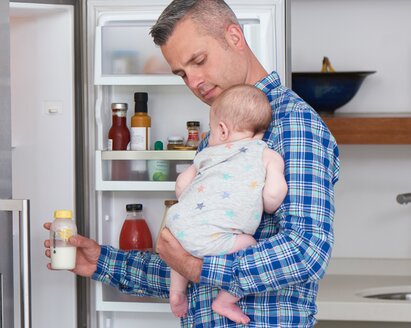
291,0,411,114
291,0,411,259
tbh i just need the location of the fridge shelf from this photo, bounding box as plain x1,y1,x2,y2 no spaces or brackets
96,284,171,313
96,150,195,191
101,150,196,160
95,74,183,86
96,180,176,191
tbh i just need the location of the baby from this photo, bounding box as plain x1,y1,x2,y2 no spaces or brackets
166,84,288,324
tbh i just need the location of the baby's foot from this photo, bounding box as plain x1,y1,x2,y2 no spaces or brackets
212,300,250,325
170,291,188,318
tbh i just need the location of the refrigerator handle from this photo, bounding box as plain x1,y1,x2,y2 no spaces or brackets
0,199,31,328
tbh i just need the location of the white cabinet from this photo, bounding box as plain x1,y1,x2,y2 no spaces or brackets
86,0,288,325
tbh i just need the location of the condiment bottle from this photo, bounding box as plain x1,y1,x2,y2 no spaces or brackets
186,121,200,148
148,141,169,181
130,93,150,180
131,92,151,150
50,210,77,270
119,204,153,251
155,200,178,253
108,103,130,151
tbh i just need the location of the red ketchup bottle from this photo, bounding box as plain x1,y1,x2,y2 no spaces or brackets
119,204,153,251
108,103,130,180
108,103,130,151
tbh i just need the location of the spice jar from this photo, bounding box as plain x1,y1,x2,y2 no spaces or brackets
186,121,200,148
119,204,153,251
155,200,178,253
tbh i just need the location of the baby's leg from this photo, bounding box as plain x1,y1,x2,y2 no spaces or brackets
212,234,257,324
169,269,189,317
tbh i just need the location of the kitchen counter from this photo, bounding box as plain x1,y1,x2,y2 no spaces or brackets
317,258,411,322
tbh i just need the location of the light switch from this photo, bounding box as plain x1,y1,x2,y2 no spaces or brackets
43,101,63,115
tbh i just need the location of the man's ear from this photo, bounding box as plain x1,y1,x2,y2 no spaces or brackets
225,24,246,49
218,121,230,141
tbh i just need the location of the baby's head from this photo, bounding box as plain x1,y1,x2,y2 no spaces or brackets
208,84,271,146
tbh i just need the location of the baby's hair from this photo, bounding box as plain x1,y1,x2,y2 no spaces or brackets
211,85,272,135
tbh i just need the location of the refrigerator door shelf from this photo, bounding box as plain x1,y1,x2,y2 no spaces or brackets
96,283,170,313
101,150,196,161
96,151,195,191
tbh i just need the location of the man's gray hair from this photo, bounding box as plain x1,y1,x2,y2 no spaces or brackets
150,0,239,46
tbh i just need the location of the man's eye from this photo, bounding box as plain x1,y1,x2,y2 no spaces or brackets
196,56,206,65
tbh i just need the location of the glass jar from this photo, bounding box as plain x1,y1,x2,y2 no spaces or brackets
167,136,184,150
186,121,200,148
155,200,178,253
119,204,153,251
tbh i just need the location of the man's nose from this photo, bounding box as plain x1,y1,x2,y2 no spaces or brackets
185,70,201,91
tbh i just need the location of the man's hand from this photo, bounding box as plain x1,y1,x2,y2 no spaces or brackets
44,222,101,277
157,228,202,283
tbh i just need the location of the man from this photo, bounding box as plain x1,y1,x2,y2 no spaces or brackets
44,0,339,327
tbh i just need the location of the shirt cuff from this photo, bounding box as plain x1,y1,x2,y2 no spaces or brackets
200,253,244,298
91,245,123,285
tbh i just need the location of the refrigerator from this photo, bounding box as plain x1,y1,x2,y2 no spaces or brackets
86,1,289,327
1,0,290,327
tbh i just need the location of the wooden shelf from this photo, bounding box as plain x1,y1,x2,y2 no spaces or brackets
321,114,411,144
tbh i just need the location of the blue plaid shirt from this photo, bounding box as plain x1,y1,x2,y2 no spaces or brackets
92,71,340,327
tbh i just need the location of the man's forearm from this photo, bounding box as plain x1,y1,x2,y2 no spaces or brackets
92,246,171,298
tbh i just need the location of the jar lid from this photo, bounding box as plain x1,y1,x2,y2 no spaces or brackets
154,141,164,150
111,103,128,111
187,121,200,127
126,204,143,211
54,210,72,219
164,200,178,206
167,136,184,142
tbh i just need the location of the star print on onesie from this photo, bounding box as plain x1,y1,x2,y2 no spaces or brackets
165,139,267,257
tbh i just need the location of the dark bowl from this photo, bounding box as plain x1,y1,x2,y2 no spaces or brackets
291,71,376,114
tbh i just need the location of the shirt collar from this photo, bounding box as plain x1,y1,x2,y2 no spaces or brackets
254,71,282,94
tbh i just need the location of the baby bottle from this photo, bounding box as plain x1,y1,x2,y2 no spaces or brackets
50,210,77,270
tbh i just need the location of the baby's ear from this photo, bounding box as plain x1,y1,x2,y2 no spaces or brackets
218,121,230,141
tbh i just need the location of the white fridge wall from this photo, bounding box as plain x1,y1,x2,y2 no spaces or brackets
10,4,76,328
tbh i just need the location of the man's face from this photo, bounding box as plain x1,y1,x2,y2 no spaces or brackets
160,18,246,105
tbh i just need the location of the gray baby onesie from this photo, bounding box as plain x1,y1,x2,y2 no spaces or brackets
166,139,267,258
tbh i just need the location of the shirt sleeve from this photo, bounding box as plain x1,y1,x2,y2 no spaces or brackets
92,246,170,298
199,109,340,297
